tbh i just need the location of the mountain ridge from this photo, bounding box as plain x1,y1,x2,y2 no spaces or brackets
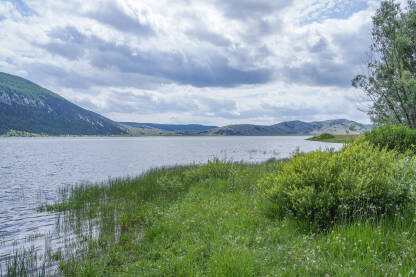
121,119,371,136
204,119,371,136
0,72,371,137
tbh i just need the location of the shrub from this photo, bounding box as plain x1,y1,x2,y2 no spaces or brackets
257,141,416,231
317,133,336,140
364,124,416,153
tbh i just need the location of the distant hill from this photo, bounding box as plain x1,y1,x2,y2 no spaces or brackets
121,119,371,136
205,119,371,136
0,72,371,137
0,72,126,136
121,122,218,131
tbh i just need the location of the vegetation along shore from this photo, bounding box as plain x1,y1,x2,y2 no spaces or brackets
5,124,416,276
306,133,361,143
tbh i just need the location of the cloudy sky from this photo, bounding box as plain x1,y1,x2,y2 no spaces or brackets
0,0,394,126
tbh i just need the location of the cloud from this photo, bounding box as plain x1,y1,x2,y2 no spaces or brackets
38,26,86,60
24,62,166,90
277,9,372,87
283,62,352,87
0,0,380,124
214,0,293,20
59,82,367,126
37,26,272,87
186,27,231,47
88,1,155,36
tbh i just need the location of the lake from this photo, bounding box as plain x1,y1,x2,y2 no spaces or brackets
0,136,341,271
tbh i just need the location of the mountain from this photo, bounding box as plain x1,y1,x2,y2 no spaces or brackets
0,72,370,137
120,122,218,132
205,119,371,136
0,72,126,136
121,119,371,136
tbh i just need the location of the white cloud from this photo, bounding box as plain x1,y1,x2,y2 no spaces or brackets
0,0,382,125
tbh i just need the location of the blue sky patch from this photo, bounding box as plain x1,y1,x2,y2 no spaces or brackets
301,0,368,24
6,0,37,16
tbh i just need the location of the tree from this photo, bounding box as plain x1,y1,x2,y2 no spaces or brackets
347,124,356,134
352,0,416,128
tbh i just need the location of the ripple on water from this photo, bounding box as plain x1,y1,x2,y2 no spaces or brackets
0,136,341,273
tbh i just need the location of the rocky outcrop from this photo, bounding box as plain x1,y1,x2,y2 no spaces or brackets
0,91,53,112
0,92,12,105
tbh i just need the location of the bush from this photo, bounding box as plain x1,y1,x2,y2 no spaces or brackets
257,142,416,231
317,133,336,139
364,124,416,153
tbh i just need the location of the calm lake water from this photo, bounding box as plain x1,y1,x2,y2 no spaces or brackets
0,136,341,271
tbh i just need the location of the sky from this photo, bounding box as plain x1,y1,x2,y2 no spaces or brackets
0,0,394,126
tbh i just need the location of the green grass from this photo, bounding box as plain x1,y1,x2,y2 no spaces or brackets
307,133,361,143
26,158,416,276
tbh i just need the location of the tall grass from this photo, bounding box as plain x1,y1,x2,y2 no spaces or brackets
2,248,47,277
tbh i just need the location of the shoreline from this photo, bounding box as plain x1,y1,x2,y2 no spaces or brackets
6,148,415,276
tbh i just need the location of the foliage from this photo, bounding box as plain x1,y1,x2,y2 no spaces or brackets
0,129,46,137
364,124,416,153
306,133,360,143
352,0,416,127
349,125,357,132
258,142,416,231
316,133,335,139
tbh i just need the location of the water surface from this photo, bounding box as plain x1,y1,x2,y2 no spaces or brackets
0,136,341,271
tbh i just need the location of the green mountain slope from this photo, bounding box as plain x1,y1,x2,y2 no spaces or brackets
0,72,126,136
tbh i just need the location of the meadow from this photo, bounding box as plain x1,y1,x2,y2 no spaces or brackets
6,125,416,276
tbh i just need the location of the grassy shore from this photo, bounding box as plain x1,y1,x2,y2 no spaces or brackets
15,157,413,276
306,133,361,143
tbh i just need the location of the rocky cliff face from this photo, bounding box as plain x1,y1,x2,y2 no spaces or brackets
0,91,53,112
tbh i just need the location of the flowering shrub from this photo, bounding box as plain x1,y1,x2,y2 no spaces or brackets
257,142,416,231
